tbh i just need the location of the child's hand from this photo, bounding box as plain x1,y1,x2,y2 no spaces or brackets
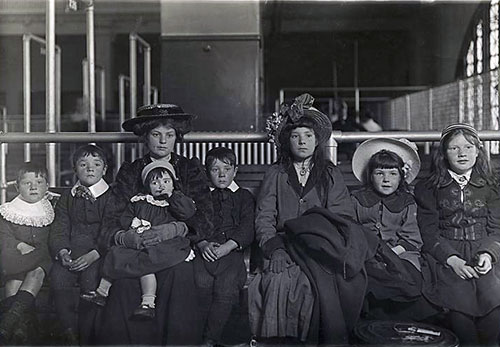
214,240,238,259
70,250,100,272
17,242,35,255
474,253,493,275
198,241,220,262
447,255,479,280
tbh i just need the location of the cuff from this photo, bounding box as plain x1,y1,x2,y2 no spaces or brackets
261,235,285,258
397,240,416,252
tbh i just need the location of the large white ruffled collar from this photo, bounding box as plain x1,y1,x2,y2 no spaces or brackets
0,196,54,227
130,193,169,207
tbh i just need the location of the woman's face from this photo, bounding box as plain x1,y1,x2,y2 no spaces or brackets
145,125,177,159
445,133,478,174
371,168,401,196
289,127,317,161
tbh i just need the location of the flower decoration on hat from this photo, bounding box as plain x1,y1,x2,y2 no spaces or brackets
265,93,332,148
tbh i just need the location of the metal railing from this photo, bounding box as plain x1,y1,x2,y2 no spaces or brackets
2,130,500,203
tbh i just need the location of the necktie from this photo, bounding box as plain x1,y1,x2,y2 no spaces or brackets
74,185,96,203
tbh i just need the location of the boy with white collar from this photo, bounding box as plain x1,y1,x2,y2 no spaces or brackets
49,144,111,344
195,147,255,346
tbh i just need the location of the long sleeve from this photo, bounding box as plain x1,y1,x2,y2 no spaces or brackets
255,166,283,257
229,189,255,250
325,164,356,219
396,203,423,252
49,192,72,258
168,190,196,221
414,181,459,264
478,185,500,262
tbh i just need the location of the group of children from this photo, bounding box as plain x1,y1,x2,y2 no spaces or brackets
0,122,499,345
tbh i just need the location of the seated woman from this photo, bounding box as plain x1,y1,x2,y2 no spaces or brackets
96,104,213,345
249,93,372,345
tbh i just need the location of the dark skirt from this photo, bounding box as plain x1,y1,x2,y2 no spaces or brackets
95,261,203,345
422,239,500,317
101,237,191,280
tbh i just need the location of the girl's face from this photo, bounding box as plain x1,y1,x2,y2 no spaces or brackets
445,133,478,175
371,168,401,196
148,172,174,197
145,125,177,159
290,127,317,161
17,172,48,203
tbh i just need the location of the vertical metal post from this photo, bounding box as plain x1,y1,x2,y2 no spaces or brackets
130,34,137,162
86,0,96,133
326,132,338,165
0,106,7,204
426,89,433,155
56,47,61,186
46,0,56,187
151,86,159,104
100,68,106,127
405,94,411,131
144,46,151,106
23,34,31,162
118,74,129,170
279,89,284,105
82,59,89,101
354,40,360,121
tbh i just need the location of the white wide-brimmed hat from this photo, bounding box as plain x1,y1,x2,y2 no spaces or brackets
352,138,421,184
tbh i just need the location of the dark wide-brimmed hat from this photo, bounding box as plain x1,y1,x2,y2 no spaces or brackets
266,93,332,148
122,103,196,135
352,138,421,184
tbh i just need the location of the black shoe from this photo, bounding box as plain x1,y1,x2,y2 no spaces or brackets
131,305,155,321
80,291,107,307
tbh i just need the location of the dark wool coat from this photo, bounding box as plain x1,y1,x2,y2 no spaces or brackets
414,171,500,316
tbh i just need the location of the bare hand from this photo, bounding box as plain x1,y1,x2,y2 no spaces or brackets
269,249,293,273
17,242,35,255
70,250,100,272
214,240,238,259
447,255,479,280
60,252,73,268
474,253,493,275
198,241,220,262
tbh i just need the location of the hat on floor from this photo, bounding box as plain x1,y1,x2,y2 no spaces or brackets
352,138,421,184
122,103,195,135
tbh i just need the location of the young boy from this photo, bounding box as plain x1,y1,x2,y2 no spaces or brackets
48,144,111,344
195,147,255,346
0,163,56,344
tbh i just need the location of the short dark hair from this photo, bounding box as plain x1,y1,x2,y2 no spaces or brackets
71,144,108,168
16,162,48,185
367,150,407,191
143,167,177,193
205,147,237,173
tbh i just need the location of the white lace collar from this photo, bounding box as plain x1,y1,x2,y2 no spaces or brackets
0,196,54,227
130,193,169,207
71,179,109,198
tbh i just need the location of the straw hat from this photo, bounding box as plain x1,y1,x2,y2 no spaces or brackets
122,103,195,135
266,93,332,148
352,138,421,184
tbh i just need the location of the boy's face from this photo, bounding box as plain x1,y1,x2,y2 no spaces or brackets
74,154,107,187
17,172,48,203
148,172,174,197
371,168,401,196
208,159,237,189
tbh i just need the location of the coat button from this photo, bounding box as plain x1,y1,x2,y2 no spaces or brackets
299,199,304,204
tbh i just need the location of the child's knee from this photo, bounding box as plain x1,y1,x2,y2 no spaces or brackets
26,267,46,282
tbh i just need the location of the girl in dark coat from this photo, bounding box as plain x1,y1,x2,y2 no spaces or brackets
90,161,196,321
96,104,213,345
351,138,436,320
414,123,500,345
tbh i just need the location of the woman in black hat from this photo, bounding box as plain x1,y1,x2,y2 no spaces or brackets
96,104,212,345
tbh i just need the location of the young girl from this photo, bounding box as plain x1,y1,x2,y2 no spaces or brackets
86,161,195,320
351,138,434,320
0,163,57,344
414,123,500,345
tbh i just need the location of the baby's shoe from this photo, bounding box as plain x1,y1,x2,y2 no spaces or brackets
131,304,155,321
80,291,107,307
